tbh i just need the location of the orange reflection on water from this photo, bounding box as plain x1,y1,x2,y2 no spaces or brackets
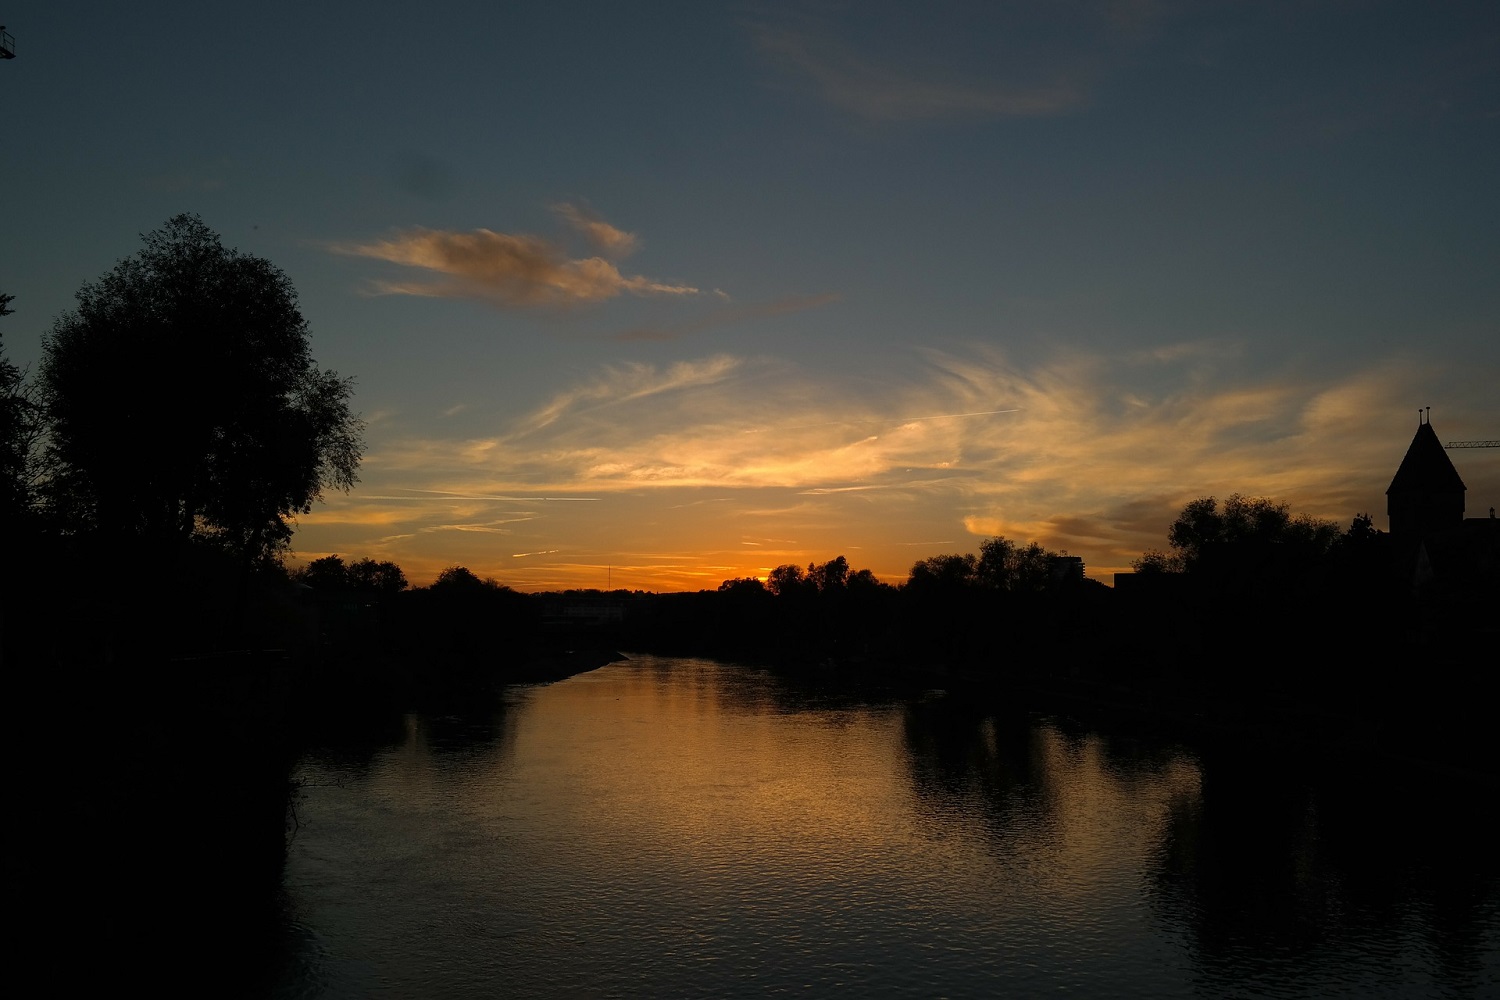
287,658,1494,997
354,659,1207,937
499,660,920,884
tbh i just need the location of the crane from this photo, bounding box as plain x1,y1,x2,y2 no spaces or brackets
0,26,14,60
1406,407,1498,449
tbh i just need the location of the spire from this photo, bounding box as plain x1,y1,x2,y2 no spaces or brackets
1388,421,1466,496
1386,411,1465,537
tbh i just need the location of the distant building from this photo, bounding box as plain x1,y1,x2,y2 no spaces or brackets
1385,412,1497,591
538,593,628,630
1386,412,1466,540
1047,555,1085,587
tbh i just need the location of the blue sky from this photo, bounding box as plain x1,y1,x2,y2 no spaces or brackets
3,1,1497,589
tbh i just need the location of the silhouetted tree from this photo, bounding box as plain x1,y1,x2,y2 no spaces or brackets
431,565,505,593
347,557,407,594
0,290,39,521
808,555,850,593
906,553,977,592
1010,542,1058,593
766,563,811,597
975,536,1015,589
297,554,408,593
976,536,1060,593
1132,548,1184,574
1342,512,1380,544
1166,494,1339,577
717,576,768,595
37,215,363,567
296,554,351,590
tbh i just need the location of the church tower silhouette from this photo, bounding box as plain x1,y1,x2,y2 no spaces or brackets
1386,408,1465,539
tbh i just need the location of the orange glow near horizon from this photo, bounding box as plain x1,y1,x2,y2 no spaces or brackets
288,347,1500,592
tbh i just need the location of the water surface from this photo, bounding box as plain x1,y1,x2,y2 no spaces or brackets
272,656,1500,998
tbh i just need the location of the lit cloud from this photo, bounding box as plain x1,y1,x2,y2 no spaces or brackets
295,507,418,528
297,345,1498,588
518,355,744,434
800,485,885,495
423,525,507,535
551,202,639,257
332,225,699,306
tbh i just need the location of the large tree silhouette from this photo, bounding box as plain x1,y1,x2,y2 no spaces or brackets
1166,494,1339,576
0,291,41,525
1,292,26,518
38,215,363,565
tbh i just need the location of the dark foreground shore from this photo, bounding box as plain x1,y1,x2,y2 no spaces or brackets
7,638,622,992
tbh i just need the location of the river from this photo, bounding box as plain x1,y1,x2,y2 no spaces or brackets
264,655,1500,998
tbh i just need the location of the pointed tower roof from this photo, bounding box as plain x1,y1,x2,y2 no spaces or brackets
1387,420,1466,496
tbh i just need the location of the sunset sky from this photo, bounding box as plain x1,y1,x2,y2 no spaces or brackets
3,2,1497,590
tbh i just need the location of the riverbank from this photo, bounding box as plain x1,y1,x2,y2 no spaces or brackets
9,650,299,989
9,636,627,991
510,645,627,684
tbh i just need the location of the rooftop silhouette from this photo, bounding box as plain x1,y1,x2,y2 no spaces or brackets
1387,410,1466,539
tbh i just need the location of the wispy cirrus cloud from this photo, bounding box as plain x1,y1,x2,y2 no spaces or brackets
312,343,1500,590
366,346,1437,507
519,355,745,433
551,201,640,257
331,209,699,307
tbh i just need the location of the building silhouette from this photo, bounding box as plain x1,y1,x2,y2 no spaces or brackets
1386,411,1497,593
1386,410,1466,540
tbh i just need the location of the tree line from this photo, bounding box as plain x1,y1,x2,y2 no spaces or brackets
0,216,1455,694
280,487,1408,685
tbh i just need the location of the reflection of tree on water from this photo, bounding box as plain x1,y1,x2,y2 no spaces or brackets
900,697,1198,844
901,696,1046,825
899,699,1500,993
895,697,1225,997
1150,740,1500,994
1150,747,1329,958
299,699,523,789
665,653,921,719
